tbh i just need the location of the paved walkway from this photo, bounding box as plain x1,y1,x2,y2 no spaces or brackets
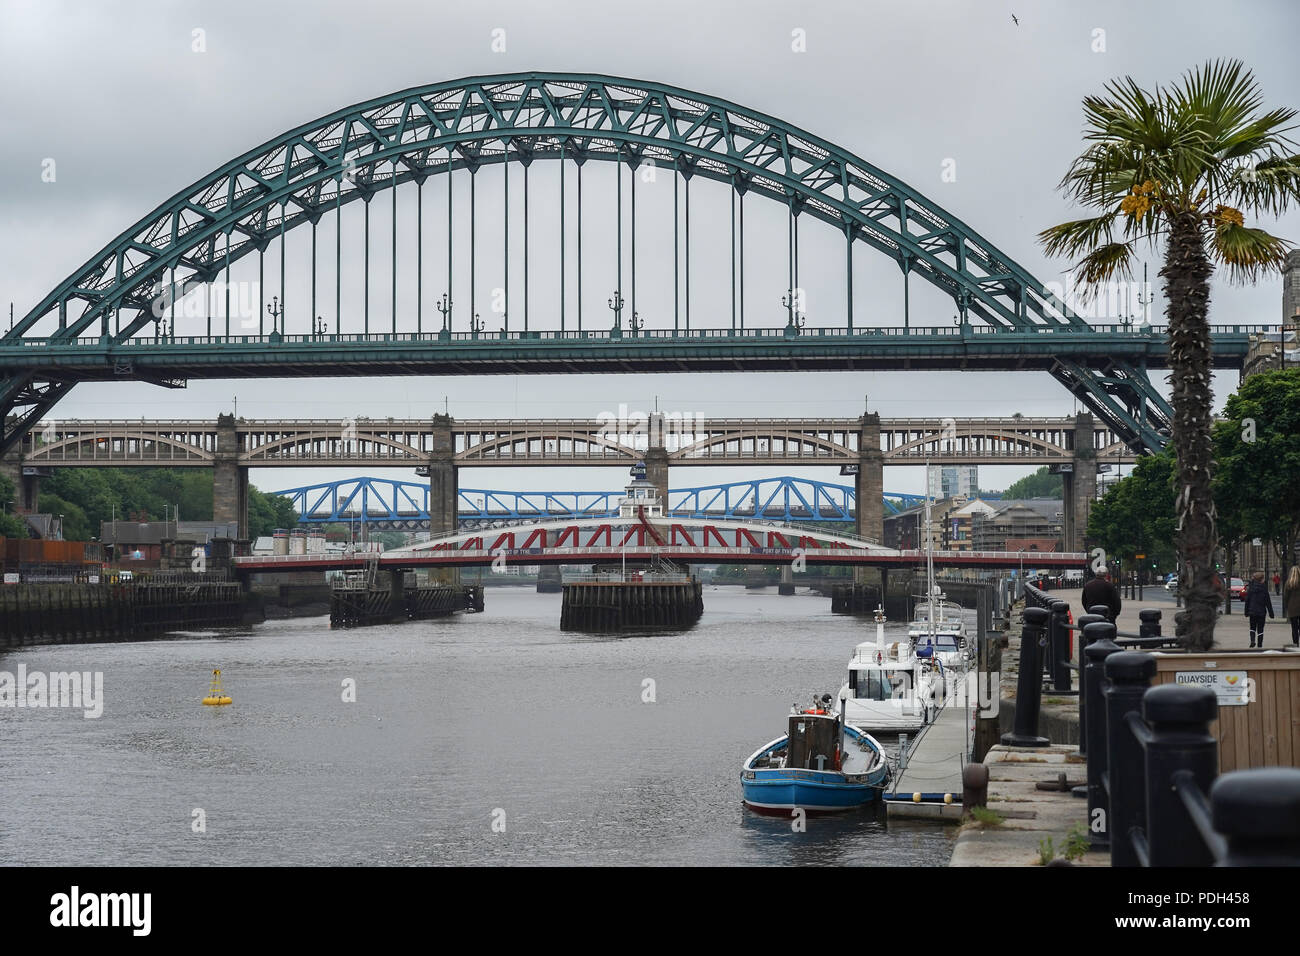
950,745,1106,867
1036,585,1295,651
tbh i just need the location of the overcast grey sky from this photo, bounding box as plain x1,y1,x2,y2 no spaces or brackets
2,0,1297,498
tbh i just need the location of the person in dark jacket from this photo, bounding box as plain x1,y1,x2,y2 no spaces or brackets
1243,570,1275,648
1081,569,1122,623
1282,566,1300,647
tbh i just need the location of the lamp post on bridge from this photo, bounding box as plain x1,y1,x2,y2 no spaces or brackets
608,291,624,337
471,312,484,339
629,311,644,337
266,296,282,342
782,289,805,335
436,293,452,340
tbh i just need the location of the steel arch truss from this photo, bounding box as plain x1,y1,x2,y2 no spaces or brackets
669,476,855,522
273,474,916,525
2,72,1168,453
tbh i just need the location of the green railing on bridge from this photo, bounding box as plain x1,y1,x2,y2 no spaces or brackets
0,323,1272,349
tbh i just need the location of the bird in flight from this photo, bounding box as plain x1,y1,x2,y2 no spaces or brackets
1011,13,1020,25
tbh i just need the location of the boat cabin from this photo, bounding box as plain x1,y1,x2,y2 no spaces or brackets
845,641,916,702
916,631,962,656
848,666,914,702
786,710,844,771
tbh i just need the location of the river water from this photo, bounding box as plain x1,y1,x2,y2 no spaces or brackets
0,588,954,866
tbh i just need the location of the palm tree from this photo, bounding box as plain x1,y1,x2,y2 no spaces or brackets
1040,60,1299,650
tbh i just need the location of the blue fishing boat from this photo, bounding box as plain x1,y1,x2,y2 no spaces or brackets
741,696,890,813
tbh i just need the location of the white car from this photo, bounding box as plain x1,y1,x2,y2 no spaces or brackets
1165,575,1179,592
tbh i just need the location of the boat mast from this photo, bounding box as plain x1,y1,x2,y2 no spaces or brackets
925,461,936,637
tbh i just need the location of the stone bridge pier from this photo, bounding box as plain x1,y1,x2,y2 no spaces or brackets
423,413,459,583
1061,412,1098,554
212,413,249,539
0,451,41,514
854,412,884,585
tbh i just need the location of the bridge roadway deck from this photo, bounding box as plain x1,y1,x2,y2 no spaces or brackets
0,325,1259,380
18,414,1140,467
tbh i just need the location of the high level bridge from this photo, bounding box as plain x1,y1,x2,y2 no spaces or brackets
0,73,1275,467
11,412,1126,548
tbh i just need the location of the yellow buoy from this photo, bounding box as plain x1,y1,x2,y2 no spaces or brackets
912,792,922,803
202,668,232,706
943,793,953,805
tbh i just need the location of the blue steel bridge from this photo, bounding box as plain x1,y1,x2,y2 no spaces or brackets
271,474,935,530
0,73,1274,460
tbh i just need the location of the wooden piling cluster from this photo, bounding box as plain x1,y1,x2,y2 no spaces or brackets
329,584,483,628
830,580,918,619
831,583,882,615
0,580,245,647
560,580,704,633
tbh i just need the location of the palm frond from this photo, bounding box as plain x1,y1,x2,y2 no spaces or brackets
1209,220,1293,283
1038,214,1121,260
1073,242,1138,290
1226,152,1300,218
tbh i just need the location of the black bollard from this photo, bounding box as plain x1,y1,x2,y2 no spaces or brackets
1138,608,1162,639
1211,768,1300,866
1141,683,1218,866
1001,606,1051,747
1084,624,1120,846
1073,614,1107,757
1089,603,1112,622
1104,651,1157,867
1049,600,1072,692
962,763,989,812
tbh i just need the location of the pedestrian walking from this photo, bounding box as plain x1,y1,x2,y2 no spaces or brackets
1273,572,1281,596
1244,570,1275,648
1081,569,1122,623
1285,566,1300,648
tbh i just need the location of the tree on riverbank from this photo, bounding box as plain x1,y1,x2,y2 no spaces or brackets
38,467,298,539
1086,450,1177,575
1213,368,1300,576
0,473,29,537
1040,60,1299,650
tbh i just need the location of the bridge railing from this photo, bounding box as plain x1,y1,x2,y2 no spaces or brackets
3,324,1275,349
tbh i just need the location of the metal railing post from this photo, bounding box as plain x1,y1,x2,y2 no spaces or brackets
1141,683,1218,866
1211,768,1300,866
1104,651,1157,867
1001,606,1050,747
1049,599,1072,692
1073,614,1107,755
1138,608,1161,639
1083,623,1120,847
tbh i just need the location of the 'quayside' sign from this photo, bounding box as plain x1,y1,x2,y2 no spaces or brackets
1174,670,1251,706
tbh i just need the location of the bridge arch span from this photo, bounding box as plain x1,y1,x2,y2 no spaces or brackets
1,73,1175,455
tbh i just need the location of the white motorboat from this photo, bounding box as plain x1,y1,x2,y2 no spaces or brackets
908,488,974,671
908,587,972,670
837,607,944,733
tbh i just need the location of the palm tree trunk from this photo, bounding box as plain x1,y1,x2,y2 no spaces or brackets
1163,210,1217,650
